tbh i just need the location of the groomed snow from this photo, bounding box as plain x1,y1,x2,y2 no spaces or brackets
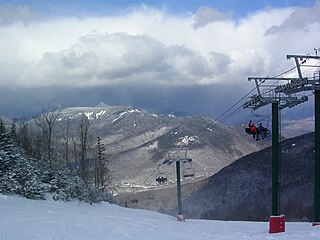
0,194,319,240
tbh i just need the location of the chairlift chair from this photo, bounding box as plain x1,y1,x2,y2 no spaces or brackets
182,162,195,178
244,111,271,140
155,172,167,184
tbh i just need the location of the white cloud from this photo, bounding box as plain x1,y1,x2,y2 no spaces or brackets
29,33,221,87
0,4,319,89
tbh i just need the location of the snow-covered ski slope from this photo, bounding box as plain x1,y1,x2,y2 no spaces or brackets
0,194,319,240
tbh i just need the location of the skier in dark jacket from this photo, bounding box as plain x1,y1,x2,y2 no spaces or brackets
257,123,267,139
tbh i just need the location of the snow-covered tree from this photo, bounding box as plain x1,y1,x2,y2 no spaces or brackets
94,137,111,191
0,123,44,199
0,121,112,203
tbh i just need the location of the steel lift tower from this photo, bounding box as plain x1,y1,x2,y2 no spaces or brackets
243,77,305,233
163,148,193,221
281,54,320,226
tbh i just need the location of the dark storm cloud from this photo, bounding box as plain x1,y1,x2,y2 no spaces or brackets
0,4,318,124
0,83,254,125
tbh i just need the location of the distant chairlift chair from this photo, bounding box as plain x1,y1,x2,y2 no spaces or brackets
155,172,167,184
182,162,195,178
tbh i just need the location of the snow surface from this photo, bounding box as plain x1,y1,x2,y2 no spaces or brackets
84,112,94,120
96,110,107,119
0,194,319,240
176,135,199,146
112,109,140,123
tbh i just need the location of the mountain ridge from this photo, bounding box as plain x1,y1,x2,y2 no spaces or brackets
43,104,270,193
2,103,270,194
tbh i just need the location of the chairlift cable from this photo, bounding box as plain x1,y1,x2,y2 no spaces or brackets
262,61,319,96
179,66,297,146
141,66,305,183
300,61,320,76
216,65,298,126
189,66,300,160
214,87,257,122
141,164,161,186
272,66,297,78
261,66,298,95
195,86,258,136
217,105,243,124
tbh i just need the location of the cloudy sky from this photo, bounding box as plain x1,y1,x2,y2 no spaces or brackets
0,0,319,123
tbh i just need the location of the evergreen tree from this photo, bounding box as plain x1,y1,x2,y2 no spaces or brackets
0,116,112,203
10,119,17,142
0,125,44,199
0,117,5,136
94,137,111,191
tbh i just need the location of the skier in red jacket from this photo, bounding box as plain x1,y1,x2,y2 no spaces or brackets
248,120,258,139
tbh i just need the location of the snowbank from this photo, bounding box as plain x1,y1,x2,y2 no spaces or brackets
0,194,319,240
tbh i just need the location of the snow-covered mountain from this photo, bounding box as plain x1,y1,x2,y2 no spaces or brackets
281,117,314,138
0,194,318,240
50,104,268,193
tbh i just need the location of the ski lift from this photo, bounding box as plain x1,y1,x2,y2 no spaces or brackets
182,161,195,178
244,112,271,140
155,167,167,184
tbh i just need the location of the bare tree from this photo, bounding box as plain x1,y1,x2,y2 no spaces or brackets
62,119,70,166
16,118,35,157
33,105,61,168
71,133,78,170
32,131,44,160
79,115,89,179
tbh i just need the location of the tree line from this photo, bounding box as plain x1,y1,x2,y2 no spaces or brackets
0,105,112,202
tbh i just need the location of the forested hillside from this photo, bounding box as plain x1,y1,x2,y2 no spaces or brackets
0,118,111,202
115,132,315,222
182,132,314,221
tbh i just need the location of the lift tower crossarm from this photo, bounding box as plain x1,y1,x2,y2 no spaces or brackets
243,76,304,111
248,77,265,97
248,77,304,81
287,54,320,79
287,54,320,60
